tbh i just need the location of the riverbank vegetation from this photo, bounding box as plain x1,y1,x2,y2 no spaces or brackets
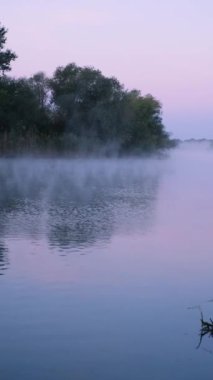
0,23,176,156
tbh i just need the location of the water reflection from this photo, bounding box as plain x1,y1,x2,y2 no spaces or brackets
2,150,213,379
47,202,114,251
0,241,9,275
0,158,163,253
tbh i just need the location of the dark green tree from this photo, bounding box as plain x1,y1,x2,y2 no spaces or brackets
0,23,174,155
0,76,53,153
0,24,17,75
28,72,49,110
121,92,169,151
49,63,126,149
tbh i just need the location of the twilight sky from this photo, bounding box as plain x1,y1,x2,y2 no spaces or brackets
1,0,213,139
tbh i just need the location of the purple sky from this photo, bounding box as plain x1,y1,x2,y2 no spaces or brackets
1,0,213,139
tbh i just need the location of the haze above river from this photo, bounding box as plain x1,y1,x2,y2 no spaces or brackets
1,145,213,379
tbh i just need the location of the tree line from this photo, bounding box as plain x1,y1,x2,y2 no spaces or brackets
0,23,175,155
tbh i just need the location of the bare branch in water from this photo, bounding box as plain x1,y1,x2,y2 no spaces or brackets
197,312,213,349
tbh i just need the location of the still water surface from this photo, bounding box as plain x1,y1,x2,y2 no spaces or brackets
1,146,213,379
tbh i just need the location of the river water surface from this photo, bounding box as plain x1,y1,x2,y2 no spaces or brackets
1,146,213,379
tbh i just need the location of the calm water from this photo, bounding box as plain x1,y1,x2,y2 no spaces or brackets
1,146,213,379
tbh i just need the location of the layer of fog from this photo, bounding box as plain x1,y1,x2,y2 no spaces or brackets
0,157,167,254
1,142,213,257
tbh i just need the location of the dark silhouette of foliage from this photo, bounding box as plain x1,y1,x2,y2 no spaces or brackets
0,23,176,155
0,24,17,75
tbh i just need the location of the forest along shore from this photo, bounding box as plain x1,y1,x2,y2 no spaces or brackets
0,23,176,155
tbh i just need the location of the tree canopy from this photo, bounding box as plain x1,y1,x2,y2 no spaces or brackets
0,24,17,75
0,23,175,155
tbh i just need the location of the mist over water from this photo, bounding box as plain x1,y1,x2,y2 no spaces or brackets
0,157,162,254
1,146,213,379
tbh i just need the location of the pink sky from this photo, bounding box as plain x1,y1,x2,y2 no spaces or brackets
1,0,213,138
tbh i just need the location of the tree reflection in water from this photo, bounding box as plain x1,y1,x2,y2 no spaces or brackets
46,173,159,252
0,158,163,253
0,241,9,275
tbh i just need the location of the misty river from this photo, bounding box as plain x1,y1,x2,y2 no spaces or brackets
1,145,213,379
